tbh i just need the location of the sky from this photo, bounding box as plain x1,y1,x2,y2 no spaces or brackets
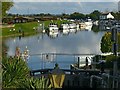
8,1,119,14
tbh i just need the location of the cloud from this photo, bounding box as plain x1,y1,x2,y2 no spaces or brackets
12,0,119,2
8,2,118,14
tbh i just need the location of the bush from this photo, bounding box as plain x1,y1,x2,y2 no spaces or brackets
2,57,29,88
2,56,49,89
105,55,120,69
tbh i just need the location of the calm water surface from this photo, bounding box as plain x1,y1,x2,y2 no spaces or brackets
5,30,105,70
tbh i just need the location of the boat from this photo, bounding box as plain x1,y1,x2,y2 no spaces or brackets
79,22,86,30
49,23,59,31
48,23,59,36
69,23,77,32
84,18,93,31
60,24,70,34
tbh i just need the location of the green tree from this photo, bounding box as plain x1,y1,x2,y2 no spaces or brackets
89,10,101,20
101,32,120,53
91,25,100,33
101,32,112,53
69,12,85,19
2,1,14,17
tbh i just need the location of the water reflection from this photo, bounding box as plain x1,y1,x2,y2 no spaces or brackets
6,30,105,55
4,28,105,69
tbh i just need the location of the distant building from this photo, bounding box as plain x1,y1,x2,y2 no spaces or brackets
34,16,57,21
99,12,114,20
2,16,13,24
13,17,34,23
2,16,35,24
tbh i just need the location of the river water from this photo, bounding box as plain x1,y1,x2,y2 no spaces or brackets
4,29,105,70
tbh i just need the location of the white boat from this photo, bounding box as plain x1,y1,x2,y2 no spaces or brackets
60,23,69,30
77,56,94,67
49,32,58,38
69,23,77,32
49,23,58,31
76,24,80,30
69,23,76,29
85,19,93,31
62,29,69,35
79,22,86,30
48,23,59,36
60,24,70,34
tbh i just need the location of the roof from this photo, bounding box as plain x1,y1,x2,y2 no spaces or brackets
14,16,34,20
107,13,114,19
101,12,109,15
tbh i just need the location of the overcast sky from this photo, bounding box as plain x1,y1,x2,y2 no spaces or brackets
8,1,119,14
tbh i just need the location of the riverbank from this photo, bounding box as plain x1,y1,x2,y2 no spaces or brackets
1,20,68,38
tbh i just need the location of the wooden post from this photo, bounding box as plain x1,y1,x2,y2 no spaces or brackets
78,57,80,68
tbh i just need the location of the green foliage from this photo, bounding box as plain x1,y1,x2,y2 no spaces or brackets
2,57,29,88
2,22,38,37
18,77,49,89
0,65,2,88
93,55,101,62
111,12,120,20
69,12,86,19
105,55,120,69
2,20,68,37
105,55,116,61
89,10,101,20
2,2,14,17
101,32,120,53
2,57,49,89
101,32,112,53
91,25,100,33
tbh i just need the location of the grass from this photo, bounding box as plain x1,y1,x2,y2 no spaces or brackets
1,20,69,37
2,22,38,37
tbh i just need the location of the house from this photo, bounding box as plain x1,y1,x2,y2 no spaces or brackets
34,16,57,21
2,16,13,24
2,16,35,24
12,17,34,23
99,12,114,20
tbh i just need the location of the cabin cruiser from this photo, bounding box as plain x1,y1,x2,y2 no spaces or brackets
69,23,77,32
60,23,69,30
85,19,93,31
60,24,70,34
49,23,59,31
48,23,59,36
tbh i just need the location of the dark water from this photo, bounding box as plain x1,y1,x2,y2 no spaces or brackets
5,30,105,70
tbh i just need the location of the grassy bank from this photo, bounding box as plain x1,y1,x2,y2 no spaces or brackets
1,20,68,37
2,22,38,37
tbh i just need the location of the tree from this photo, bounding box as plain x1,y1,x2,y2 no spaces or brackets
2,1,14,17
89,10,101,20
100,32,120,53
101,32,112,53
69,12,85,20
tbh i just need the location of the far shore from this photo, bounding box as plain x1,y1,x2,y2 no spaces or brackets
1,20,68,38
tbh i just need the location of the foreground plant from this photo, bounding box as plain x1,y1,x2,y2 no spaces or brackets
2,56,49,89
2,57,29,88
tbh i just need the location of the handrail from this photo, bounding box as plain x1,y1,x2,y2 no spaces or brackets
30,69,101,76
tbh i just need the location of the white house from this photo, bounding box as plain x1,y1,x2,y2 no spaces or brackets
107,13,114,19
100,12,114,20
